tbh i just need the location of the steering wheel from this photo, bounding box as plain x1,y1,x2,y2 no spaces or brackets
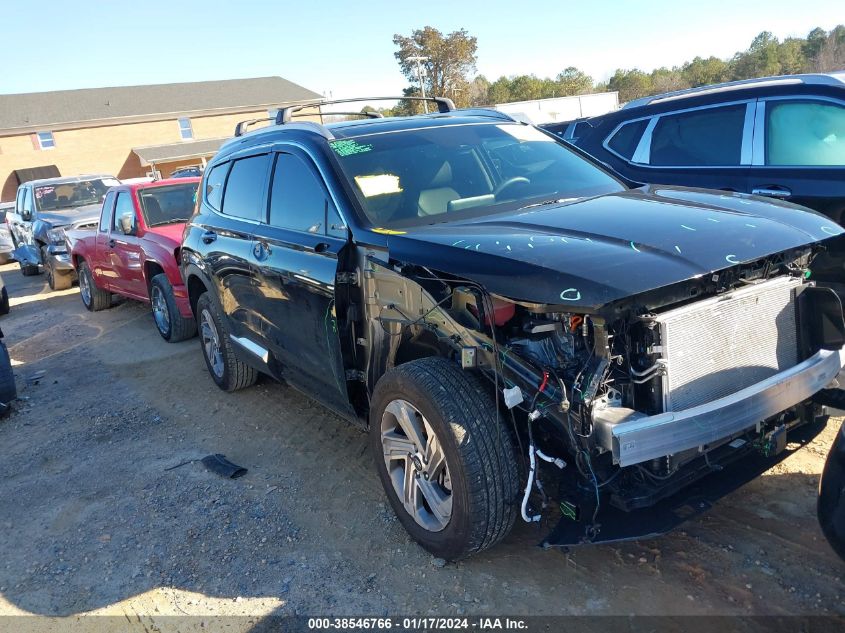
494,176,530,200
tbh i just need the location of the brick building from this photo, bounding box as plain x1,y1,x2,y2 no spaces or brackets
0,76,322,201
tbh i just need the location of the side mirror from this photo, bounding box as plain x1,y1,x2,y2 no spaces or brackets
119,212,136,235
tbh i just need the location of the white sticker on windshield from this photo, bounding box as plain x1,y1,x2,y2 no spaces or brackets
354,174,403,198
496,124,554,142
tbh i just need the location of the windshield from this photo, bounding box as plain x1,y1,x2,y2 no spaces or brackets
330,123,624,228
34,178,119,211
138,183,198,227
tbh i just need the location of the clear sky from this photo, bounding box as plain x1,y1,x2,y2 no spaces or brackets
2,0,841,97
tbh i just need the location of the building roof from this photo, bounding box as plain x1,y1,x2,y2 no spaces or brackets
133,138,228,166
0,76,322,135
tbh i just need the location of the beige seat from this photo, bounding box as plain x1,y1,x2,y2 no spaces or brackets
417,162,459,216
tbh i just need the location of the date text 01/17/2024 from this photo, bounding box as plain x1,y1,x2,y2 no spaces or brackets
307,617,529,630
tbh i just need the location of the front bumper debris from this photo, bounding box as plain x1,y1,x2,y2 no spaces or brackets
594,346,845,467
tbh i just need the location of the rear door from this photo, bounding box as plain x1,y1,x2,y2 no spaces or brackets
93,191,117,290
599,101,754,193
108,191,146,298
747,97,845,224
250,147,353,415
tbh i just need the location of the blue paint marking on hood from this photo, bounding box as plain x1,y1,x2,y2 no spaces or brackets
384,185,842,309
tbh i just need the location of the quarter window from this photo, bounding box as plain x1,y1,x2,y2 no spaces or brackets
221,155,270,221
204,162,229,211
178,118,194,140
649,104,746,166
113,192,135,233
100,191,117,232
606,119,649,160
766,101,845,166
36,132,55,150
269,152,337,234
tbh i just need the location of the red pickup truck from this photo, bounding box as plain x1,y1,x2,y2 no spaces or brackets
67,178,200,342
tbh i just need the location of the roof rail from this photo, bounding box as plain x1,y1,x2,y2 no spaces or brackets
452,108,518,122
234,117,275,137
276,96,455,124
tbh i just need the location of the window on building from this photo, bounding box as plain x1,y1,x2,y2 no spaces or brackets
766,101,845,166
269,152,339,234
220,155,270,221
268,108,279,121
649,104,746,166
178,118,194,140
606,119,649,160
36,132,55,150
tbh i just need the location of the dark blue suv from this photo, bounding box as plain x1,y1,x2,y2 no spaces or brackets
180,97,845,559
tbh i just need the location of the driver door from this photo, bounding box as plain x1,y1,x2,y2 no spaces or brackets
107,191,145,298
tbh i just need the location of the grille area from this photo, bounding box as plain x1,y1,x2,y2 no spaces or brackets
655,276,802,411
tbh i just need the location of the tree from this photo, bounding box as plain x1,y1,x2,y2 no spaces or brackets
393,27,478,108
555,67,593,96
682,56,728,87
607,69,653,103
468,75,491,106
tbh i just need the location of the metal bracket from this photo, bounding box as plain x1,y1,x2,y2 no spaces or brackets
337,271,359,286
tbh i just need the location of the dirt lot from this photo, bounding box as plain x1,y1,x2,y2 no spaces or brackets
0,261,843,626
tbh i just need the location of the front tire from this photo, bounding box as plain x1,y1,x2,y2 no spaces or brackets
370,357,519,560
43,247,72,291
78,260,111,311
0,340,16,408
196,292,257,392
150,274,196,343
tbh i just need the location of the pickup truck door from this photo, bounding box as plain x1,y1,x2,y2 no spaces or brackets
92,191,118,291
108,191,146,299
250,149,353,417
8,186,34,247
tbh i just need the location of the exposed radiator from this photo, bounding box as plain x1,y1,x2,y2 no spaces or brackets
655,276,802,412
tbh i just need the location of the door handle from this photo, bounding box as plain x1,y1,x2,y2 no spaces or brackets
314,242,331,254
108,239,116,248
751,187,791,199
202,230,217,244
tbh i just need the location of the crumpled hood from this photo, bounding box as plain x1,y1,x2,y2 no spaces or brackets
37,204,101,228
385,185,843,310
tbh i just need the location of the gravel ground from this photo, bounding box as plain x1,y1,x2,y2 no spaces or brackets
0,262,843,628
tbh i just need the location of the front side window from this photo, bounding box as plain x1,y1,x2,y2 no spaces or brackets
113,192,135,233
220,155,270,221
99,191,117,232
649,104,746,166
178,118,193,140
139,183,198,226
269,153,335,234
36,131,55,150
34,178,119,211
331,123,623,228
606,119,649,160
766,101,845,166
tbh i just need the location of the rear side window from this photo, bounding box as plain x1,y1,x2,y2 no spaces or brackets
221,155,270,221
204,162,229,211
649,104,746,166
766,101,845,166
269,152,338,234
606,119,649,160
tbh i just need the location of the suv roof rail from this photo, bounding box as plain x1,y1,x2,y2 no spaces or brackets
452,108,518,122
234,116,275,137
277,96,456,124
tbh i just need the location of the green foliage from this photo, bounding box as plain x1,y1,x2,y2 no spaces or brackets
393,27,478,108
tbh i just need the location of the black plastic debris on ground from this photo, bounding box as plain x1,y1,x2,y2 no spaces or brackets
201,454,248,479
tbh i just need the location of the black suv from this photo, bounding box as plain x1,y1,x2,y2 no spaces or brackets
181,97,845,559
564,72,845,225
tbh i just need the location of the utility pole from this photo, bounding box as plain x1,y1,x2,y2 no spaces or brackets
407,55,429,113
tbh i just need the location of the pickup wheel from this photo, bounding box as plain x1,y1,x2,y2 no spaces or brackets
370,357,519,560
20,263,39,277
196,292,257,391
150,274,196,343
78,260,111,312
42,246,72,291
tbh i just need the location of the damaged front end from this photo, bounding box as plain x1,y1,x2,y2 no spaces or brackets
350,243,845,547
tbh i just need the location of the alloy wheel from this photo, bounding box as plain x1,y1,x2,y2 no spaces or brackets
200,308,225,378
151,285,171,336
380,399,452,532
79,269,91,306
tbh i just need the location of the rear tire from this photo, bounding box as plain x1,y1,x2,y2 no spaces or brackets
20,263,39,276
78,260,111,311
150,274,196,343
370,357,519,560
196,292,257,392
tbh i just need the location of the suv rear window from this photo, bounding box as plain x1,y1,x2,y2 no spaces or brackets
649,104,746,166
221,155,269,221
766,101,845,166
